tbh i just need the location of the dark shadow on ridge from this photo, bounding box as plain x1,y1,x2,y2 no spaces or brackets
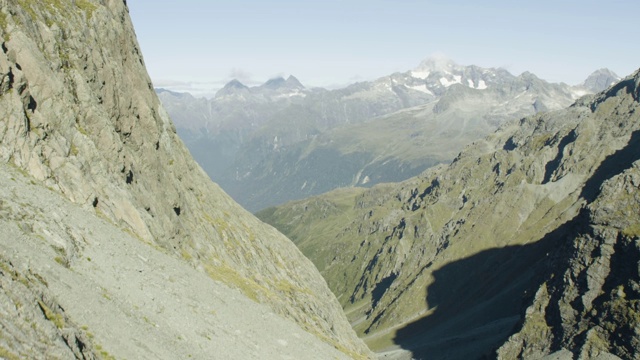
371,272,398,311
542,129,577,184
580,130,640,203
391,220,577,360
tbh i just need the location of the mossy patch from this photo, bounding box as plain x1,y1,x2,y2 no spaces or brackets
180,248,193,261
16,0,98,30
77,124,89,136
583,329,610,355
94,344,116,360
37,300,65,329
54,256,68,267
601,291,640,331
75,0,98,19
203,261,261,303
520,312,551,343
0,345,20,360
622,223,640,238
52,246,70,268
0,10,9,41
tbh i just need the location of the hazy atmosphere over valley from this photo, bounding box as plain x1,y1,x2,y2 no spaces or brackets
1,1,639,359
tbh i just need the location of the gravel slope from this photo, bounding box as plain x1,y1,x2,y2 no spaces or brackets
0,162,351,359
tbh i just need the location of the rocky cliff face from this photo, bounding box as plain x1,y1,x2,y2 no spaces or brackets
259,70,640,358
497,74,640,359
0,1,370,358
580,68,621,94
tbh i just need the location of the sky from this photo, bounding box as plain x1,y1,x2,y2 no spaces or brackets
127,1,639,98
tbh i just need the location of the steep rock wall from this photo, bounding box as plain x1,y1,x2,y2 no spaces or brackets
0,0,371,357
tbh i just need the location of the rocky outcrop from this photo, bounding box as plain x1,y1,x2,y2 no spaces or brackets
259,70,640,358
0,1,370,358
0,252,99,360
497,74,640,359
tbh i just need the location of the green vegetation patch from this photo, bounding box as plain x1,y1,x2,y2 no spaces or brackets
622,223,640,238
601,290,640,332
0,345,20,360
16,0,98,29
203,262,261,303
0,10,9,41
520,312,551,343
75,0,98,19
583,329,610,354
0,10,6,29
94,344,116,360
37,300,65,329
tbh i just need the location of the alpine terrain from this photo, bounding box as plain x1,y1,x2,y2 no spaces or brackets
0,1,372,359
258,69,640,359
160,58,619,211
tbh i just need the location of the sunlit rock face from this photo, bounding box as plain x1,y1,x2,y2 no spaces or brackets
0,1,373,359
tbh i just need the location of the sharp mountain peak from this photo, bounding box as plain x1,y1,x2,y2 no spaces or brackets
261,75,305,90
415,56,460,72
581,67,622,92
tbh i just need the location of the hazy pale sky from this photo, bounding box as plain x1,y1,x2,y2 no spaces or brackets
127,1,639,97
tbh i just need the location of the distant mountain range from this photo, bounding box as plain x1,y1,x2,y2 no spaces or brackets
257,69,640,359
158,58,620,211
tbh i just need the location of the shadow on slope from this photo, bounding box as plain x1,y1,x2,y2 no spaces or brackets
392,222,576,360
580,130,640,203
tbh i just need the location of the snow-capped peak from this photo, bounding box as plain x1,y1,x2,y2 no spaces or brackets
411,56,461,80
261,75,306,91
214,79,250,98
416,56,458,72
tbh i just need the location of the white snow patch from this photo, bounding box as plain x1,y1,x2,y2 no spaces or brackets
275,90,306,99
467,79,474,87
387,83,395,93
477,80,488,90
571,88,590,99
439,75,462,87
411,70,431,80
408,84,433,95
